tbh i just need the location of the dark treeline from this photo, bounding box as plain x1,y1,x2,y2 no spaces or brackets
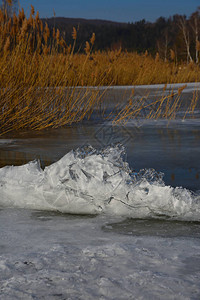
45,8,200,63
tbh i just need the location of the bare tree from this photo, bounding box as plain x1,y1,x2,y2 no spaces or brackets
156,28,171,62
163,29,170,62
190,8,200,63
178,16,193,63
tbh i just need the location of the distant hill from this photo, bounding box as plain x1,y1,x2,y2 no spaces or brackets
44,17,127,27
43,17,129,51
43,11,200,62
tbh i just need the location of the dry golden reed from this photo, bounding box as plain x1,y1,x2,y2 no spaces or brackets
0,0,199,134
170,49,175,61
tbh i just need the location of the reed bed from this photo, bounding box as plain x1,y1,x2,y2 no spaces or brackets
112,84,200,124
0,1,200,134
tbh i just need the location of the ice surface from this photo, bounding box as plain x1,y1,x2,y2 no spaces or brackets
0,209,200,300
84,82,200,91
0,139,15,145
0,144,200,220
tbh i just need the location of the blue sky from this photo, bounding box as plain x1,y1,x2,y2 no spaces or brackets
19,0,199,22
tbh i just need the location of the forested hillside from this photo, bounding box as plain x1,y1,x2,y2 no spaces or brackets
45,9,200,63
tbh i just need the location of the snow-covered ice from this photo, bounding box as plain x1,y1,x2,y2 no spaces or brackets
0,209,200,299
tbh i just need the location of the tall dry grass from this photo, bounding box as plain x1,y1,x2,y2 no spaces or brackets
0,2,104,134
112,84,200,124
0,1,200,134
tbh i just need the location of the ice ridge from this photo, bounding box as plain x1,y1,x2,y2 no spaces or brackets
0,144,199,220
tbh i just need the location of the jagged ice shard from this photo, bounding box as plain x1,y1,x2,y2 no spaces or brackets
0,144,200,220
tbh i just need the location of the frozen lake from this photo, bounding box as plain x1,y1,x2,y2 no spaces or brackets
0,84,200,299
1,209,200,299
